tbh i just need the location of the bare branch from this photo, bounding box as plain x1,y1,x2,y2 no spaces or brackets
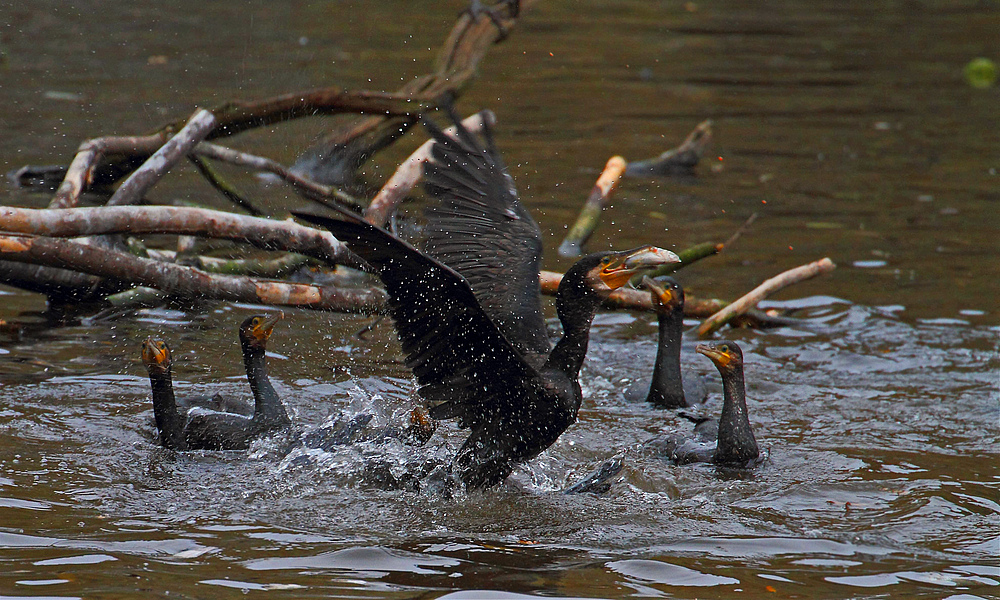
0,205,355,267
624,119,714,178
106,109,217,207
557,156,628,258
696,257,836,337
0,234,386,313
193,142,364,214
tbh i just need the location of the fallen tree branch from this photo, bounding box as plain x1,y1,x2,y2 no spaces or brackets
364,110,494,226
558,156,628,258
624,119,713,178
50,134,167,208
0,234,385,313
696,257,836,337
539,270,727,317
193,142,364,214
0,205,356,268
106,109,218,207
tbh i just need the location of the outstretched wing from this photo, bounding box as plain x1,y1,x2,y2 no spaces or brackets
294,211,562,487
421,113,550,357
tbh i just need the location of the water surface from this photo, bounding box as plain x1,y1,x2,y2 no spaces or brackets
1,1,997,598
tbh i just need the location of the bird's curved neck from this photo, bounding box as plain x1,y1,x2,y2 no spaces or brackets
647,309,685,407
714,366,759,464
243,347,290,427
148,368,188,450
546,280,601,377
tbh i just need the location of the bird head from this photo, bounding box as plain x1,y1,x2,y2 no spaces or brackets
696,341,744,373
239,313,283,351
642,275,684,313
141,338,172,374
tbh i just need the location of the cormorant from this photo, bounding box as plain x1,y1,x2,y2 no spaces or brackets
141,314,292,451
646,341,764,467
623,276,707,408
293,210,678,489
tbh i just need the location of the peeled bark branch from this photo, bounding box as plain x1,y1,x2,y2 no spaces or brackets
696,257,836,337
107,109,218,207
558,156,628,258
0,234,386,313
539,270,726,317
0,205,358,268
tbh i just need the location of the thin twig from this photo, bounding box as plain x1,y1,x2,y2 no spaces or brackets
193,142,364,214
721,212,758,250
187,154,266,217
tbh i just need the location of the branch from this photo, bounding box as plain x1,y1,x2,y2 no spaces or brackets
363,110,494,226
186,154,267,217
193,142,364,214
624,119,713,178
106,109,217,207
0,205,355,267
539,270,727,317
557,156,627,258
696,257,836,337
0,234,386,313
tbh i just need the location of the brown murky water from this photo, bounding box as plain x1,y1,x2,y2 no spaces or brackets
1,1,997,598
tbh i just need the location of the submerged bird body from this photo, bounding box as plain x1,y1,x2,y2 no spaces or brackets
623,276,707,409
647,341,763,468
141,314,292,451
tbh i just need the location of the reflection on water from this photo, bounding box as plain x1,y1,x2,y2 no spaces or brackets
1,0,998,598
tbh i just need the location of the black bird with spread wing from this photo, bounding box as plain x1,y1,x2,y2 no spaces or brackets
296,210,677,489
295,109,679,488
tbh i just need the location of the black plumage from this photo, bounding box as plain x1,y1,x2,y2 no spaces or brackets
646,341,764,468
293,212,677,489
141,314,292,451
623,276,707,408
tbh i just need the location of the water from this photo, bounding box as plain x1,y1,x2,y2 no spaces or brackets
1,1,997,598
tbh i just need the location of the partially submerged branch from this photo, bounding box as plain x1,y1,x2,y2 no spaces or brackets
0,234,385,313
0,205,357,268
364,110,494,226
624,119,713,178
558,156,627,258
696,257,837,337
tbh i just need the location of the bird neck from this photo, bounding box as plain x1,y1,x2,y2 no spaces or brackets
647,308,685,408
546,277,601,377
714,365,759,465
243,347,290,428
148,368,188,451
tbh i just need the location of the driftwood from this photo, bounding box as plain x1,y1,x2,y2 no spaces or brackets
0,234,384,313
696,258,837,336
557,119,714,257
624,119,713,177
0,206,356,268
558,156,627,257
